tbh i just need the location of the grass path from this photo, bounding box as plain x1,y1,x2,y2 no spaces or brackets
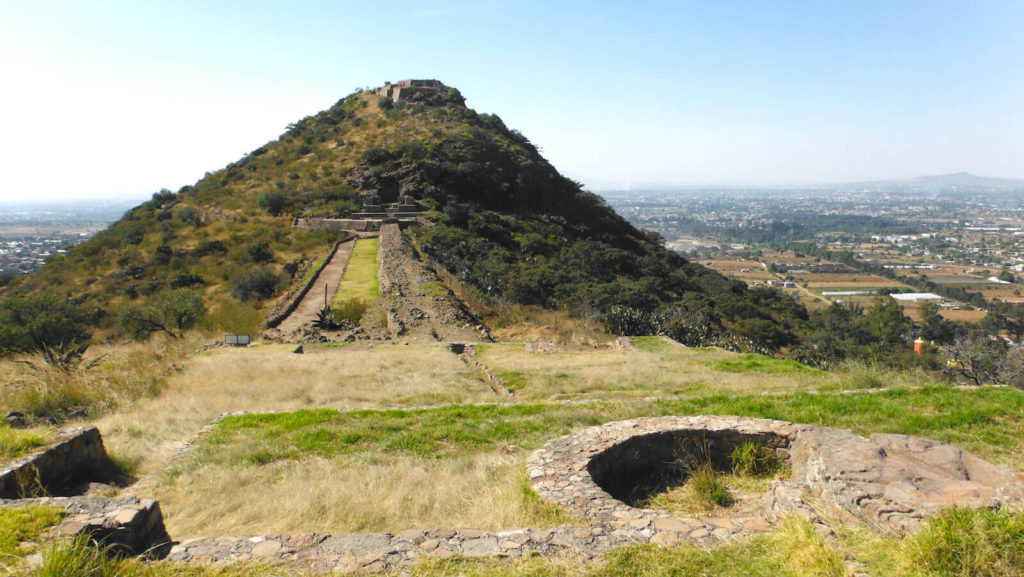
332,237,379,305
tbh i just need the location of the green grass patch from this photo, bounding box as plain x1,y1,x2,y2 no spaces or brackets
200,404,619,466
709,353,819,375
195,385,1024,471
0,425,51,463
0,505,65,558
332,237,379,305
629,336,673,353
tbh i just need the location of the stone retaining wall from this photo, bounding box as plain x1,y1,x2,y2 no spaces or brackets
0,427,116,498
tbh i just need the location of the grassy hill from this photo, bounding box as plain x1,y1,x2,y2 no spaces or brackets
0,82,804,350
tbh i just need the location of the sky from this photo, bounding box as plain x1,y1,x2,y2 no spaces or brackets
1,1,1022,201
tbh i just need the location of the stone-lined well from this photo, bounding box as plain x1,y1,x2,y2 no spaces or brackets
527,416,1024,545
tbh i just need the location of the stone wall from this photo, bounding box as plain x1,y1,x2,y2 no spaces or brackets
0,427,117,498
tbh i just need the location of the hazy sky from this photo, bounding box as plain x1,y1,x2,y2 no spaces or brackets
2,1,1022,200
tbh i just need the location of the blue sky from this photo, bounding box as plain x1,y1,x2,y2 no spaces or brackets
1,1,1022,200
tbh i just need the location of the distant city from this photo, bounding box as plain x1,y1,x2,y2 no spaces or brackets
0,199,139,274
603,181,1024,324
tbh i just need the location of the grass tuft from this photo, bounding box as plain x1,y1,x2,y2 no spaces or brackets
773,515,844,577
688,464,734,509
729,440,784,477
903,506,1024,577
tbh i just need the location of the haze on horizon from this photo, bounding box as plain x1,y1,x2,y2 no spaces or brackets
1,1,1022,201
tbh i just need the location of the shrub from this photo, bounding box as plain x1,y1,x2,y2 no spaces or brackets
331,298,367,326
194,239,227,257
153,244,173,265
244,241,274,264
169,273,204,288
231,269,282,301
361,146,391,165
118,289,205,340
121,224,145,245
0,292,93,370
257,189,287,216
174,205,201,226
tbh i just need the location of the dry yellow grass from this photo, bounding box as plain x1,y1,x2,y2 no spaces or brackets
475,340,827,401
96,343,496,476
0,333,206,423
154,452,569,537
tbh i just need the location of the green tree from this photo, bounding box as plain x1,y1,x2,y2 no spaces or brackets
862,298,911,347
118,289,205,340
0,292,93,369
919,301,960,345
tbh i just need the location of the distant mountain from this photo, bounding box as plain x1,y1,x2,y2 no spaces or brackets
911,172,1024,189
840,172,1024,193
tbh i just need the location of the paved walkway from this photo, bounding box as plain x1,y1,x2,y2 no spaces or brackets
277,240,355,334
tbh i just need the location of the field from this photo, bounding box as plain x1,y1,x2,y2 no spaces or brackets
702,259,775,282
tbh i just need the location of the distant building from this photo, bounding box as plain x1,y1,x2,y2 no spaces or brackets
376,79,446,103
890,293,942,302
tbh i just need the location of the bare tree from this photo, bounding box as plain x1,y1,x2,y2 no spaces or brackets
943,335,1024,389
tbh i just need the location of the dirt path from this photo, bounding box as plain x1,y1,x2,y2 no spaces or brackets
277,239,356,334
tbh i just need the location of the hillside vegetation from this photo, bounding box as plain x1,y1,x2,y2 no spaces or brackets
0,82,801,352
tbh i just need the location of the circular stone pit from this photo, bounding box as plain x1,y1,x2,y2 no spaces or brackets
527,416,1024,545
